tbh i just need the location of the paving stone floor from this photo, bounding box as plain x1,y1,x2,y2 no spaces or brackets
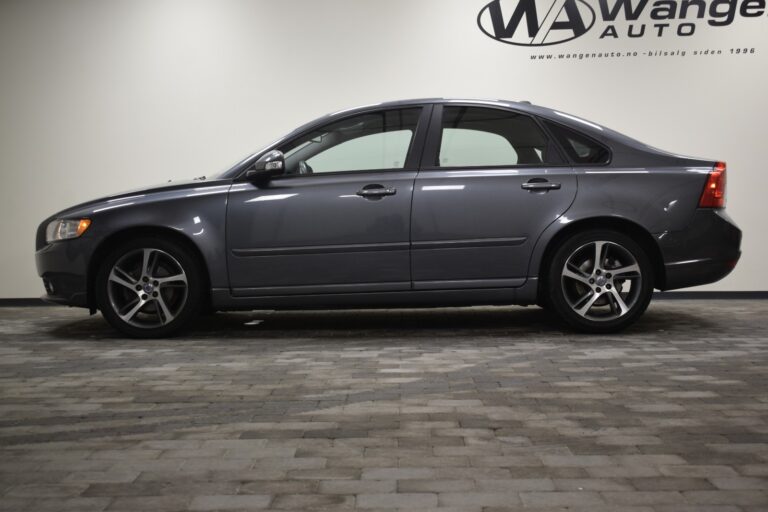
0,300,767,511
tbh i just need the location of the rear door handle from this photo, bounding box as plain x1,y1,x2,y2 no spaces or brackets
522,180,561,191
357,185,397,199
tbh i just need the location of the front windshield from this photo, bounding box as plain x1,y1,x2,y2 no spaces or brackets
214,153,257,179
214,127,310,179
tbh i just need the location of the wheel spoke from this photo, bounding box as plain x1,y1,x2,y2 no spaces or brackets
155,273,187,286
109,268,137,291
141,248,157,278
563,265,591,286
155,294,175,324
115,265,136,282
593,241,606,272
572,288,593,307
119,297,145,322
611,263,641,278
609,288,630,315
607,293,618,315
575,291,601,317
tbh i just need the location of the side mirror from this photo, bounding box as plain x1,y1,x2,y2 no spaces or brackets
245,150,284,180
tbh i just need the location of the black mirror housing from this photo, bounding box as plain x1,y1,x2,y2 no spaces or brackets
246,150,285,180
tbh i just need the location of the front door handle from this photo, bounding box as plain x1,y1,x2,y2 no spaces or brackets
357,185,397,199
522,179,561,191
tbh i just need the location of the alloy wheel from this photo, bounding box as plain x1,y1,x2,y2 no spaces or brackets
106,248,189,328
560,240,643,322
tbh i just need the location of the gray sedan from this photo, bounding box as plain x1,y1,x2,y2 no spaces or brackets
36,99,742,337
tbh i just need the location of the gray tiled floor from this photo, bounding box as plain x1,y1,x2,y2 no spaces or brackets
0,300,767,511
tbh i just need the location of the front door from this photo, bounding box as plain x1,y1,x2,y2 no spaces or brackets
226,107,428,296
411,104,577,289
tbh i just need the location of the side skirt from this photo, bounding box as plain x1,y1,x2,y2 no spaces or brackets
211,278,539,311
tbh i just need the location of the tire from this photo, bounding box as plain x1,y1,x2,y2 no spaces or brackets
546,229,654,333
95,236,203,338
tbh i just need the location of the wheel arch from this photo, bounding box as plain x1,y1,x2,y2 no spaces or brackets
534,216,666,302
86,226,212,312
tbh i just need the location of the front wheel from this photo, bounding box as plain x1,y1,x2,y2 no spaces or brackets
546,230,654,333
95,237,203,338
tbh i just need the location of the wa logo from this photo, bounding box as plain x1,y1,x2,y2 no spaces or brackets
478,0,596,46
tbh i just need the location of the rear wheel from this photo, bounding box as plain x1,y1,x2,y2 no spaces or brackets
95,237,203,338
546,230,653,333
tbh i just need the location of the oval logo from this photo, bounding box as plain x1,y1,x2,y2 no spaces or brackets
478,0,596,47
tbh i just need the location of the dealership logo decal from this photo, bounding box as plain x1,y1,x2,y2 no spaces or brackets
478,0,767,45
478,0,596,45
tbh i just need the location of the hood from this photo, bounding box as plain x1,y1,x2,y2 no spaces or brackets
50,178,232,219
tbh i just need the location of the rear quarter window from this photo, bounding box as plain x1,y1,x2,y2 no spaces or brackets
544,121,611,165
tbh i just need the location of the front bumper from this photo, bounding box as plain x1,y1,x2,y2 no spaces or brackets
35,237,94,308
657,209,742,291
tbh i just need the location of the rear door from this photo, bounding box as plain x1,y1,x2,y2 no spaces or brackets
410,104,577,289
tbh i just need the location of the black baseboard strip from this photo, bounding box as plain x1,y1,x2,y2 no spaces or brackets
653,291,768,300
1,291,767,307
0,298,51,306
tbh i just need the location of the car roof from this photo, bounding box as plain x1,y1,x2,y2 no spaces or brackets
328,97,537,116
321,98,611,138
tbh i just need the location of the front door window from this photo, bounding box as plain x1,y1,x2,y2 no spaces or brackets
280,108,422,175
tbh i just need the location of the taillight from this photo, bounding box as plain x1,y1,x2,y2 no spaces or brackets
699,161,727,208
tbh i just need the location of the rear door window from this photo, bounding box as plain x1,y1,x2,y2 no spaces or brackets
436,107,563,167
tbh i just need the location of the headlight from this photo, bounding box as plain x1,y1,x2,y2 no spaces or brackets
45,219,91,243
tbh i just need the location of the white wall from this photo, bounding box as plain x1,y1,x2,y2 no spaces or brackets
1,0,766,297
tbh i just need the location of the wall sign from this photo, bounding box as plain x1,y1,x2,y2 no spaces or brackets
478,0,765,51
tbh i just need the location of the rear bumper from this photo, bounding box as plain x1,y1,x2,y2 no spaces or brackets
35,238,93,308
657,209,741,291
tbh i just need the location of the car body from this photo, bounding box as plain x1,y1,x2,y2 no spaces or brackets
35,98,742,336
